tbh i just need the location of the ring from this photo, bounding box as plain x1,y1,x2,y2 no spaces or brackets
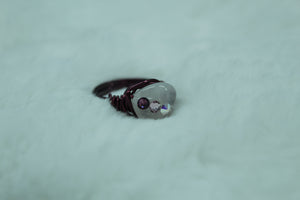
93,78,176,119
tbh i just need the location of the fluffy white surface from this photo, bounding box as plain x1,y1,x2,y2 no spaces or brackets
1,0,300,199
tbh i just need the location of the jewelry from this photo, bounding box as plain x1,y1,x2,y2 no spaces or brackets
93,78,176,119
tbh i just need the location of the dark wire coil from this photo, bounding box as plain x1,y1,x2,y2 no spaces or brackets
108,93,135,116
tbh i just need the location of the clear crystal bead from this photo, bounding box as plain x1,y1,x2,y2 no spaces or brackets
150,101,161,113
160,104,171,116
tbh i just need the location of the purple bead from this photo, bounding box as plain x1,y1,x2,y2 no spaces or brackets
137,97,150,109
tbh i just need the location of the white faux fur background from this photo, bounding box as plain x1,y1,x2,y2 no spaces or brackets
1,0,300,199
